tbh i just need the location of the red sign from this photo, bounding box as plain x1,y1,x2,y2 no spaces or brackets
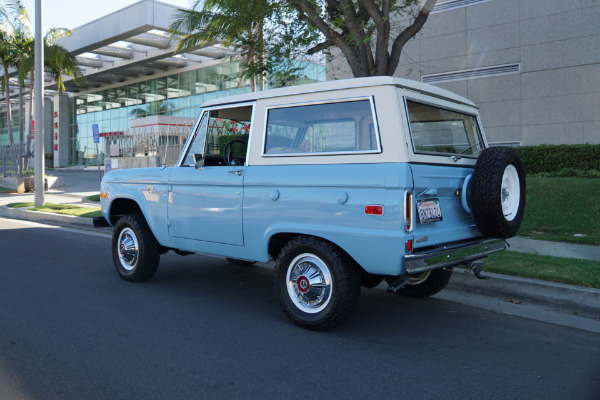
99,131,124,137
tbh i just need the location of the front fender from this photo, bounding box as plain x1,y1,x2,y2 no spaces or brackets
101,168,171,246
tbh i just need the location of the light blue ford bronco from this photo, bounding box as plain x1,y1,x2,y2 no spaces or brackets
99,77,526,330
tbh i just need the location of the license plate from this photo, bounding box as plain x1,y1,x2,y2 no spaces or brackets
417,198,443,223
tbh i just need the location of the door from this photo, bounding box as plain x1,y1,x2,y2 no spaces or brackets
168,103,253,246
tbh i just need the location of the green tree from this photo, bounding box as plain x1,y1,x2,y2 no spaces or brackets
0,1,20,145
290,0,438,77
170,0,320,91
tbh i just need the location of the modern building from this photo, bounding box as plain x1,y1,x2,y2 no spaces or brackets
0,0,324,168
329,0,600,146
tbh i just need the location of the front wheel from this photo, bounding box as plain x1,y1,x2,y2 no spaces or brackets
112,214,160,282
274,236,361,331
395,268,452,298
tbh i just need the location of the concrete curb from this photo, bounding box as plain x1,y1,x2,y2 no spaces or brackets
507,237,600,261
448,268,600,317
0,205,111,234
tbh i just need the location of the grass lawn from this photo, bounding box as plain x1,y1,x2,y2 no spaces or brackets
518,177,600,245
7,202,102,218
86,194,100,202
484,251,600,289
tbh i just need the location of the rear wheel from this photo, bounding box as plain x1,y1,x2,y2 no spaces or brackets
274,236,361,331
395,268,452,298
112,214,160,282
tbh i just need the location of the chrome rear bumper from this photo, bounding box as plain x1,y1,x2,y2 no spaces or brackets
404,238,507,274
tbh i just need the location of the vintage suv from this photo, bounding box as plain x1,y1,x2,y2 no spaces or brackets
99,76,526,330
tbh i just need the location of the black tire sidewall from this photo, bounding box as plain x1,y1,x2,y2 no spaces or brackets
274,236,360,331
397,268,453,298
112,214,160,282
471,147,526,239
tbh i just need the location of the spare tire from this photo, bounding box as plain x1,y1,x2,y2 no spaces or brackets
471,147,526,239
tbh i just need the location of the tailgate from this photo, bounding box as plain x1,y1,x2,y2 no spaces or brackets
410,164,478,249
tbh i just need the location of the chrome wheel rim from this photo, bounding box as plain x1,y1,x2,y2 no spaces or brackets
501,165,520,221
286,254,332,314
117,227,138,271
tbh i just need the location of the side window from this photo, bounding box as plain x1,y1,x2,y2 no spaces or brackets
181,105,253,166
406,100,484,157
264,99,380,155
181,112,208,166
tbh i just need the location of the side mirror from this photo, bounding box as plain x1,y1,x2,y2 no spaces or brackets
193,153,204,168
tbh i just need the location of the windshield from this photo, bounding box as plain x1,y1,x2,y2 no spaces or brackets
406,100,484,157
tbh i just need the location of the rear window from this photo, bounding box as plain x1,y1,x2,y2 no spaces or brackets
264,98,380,156
406,100,484,157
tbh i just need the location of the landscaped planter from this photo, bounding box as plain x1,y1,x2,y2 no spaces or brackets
0,176,61,193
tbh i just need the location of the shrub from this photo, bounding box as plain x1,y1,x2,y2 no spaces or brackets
515,144,600,174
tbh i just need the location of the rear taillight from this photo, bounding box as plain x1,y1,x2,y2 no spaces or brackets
404,190,413,232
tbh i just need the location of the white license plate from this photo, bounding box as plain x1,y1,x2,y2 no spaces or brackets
417,198,443,223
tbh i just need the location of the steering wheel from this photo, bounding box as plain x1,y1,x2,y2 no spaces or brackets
223,139,248,165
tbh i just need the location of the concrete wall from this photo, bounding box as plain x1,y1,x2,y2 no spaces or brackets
327,0,600,146
53,95,70,168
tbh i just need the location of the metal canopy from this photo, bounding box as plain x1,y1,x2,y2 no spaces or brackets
50,0,228,93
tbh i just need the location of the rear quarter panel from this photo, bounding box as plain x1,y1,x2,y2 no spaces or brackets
242,163,414,276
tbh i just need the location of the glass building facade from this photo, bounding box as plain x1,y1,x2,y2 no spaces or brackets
67,61,325,167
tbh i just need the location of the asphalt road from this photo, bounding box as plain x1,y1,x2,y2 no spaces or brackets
1,218,599,400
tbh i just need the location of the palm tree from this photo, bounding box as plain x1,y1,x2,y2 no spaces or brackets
0,2,19,145
14,14,83,167
170,0,272,92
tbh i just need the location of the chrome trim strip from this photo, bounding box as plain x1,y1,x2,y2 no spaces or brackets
404,238,506,274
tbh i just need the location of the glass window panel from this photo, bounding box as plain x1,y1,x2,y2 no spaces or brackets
265,99,379,155
406,100,484,157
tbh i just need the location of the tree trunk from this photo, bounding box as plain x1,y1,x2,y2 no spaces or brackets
4,72,14,145
248,26,256,92
25,72,34,170
18,84,25,177
257,21,265,91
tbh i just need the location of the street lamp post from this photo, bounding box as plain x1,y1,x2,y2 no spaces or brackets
34,0,44,206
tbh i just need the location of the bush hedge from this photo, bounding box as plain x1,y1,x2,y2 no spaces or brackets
515,144,600,174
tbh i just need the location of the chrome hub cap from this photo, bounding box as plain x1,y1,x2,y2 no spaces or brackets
286,254,332,314
117,227,138,271
501,165,520,221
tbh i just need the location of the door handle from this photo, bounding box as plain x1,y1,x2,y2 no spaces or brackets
229,170,243,176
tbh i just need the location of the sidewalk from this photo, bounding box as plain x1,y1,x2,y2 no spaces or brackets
1,170,599,331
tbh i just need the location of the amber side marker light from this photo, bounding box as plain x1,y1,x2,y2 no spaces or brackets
100,192,108,199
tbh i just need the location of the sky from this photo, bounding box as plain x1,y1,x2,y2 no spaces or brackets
18,0,194,33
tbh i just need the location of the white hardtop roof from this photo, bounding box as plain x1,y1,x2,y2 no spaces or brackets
201,76,477,109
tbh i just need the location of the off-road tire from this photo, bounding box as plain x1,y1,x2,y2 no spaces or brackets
274,236,361,331
112,214,160,282
396,268,453,298
471,147,526,239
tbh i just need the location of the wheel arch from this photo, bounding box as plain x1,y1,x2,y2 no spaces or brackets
107,197,144,226
268,232,363,274
263,225,406,276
